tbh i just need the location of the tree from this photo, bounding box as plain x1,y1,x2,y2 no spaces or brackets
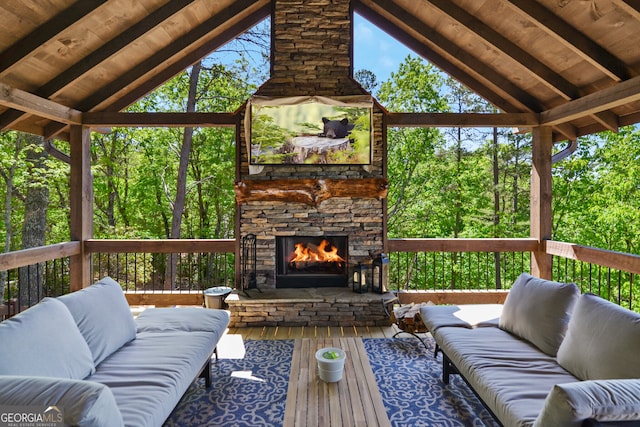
19,135,49,307
377,56,449,238
0,131,21,301
354,69,379,95
165,61,202,289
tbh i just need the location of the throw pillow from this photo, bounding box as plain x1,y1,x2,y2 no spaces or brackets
557,293,640,380
0,376,124,427
499,272,579,356
59,277,137,366
0,297,95,379
533,379,640,427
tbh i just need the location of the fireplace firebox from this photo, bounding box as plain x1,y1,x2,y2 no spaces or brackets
276,236,348,288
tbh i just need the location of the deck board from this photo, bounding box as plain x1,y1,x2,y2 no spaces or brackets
283,337,391,427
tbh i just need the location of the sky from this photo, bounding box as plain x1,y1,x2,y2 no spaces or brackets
207,14,419,89
352,14,416,85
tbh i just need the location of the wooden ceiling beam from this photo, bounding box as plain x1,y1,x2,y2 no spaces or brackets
612,1,640,24
0,0,197,133
505,0,630,82
106,2,271,112
82,112,237,127
44,0,269,140
428,0,579,100
39,0,198,99
0,0,108,75
541,74,640,126
385,112,539,128
0,109,27,131
77,0,267,112
0,83,81,125
357,1,577,142
592,110,620,132
357,0,542,113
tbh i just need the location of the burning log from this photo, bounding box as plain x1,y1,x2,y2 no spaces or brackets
288,239,345,272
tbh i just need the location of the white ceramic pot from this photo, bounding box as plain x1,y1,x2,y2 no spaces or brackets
315,347,346,382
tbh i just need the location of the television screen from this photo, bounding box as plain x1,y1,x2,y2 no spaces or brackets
248,95,372,165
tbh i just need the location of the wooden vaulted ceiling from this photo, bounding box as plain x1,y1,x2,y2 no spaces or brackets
2,0,640,143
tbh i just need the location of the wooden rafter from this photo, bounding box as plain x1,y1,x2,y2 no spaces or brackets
357,0,578,141
43,0,270,140
505,0,630,82
427,0,579,100
106,2,271,112
357,0,542,113
0,0,198,131
0,0,108,75
611,0,640,26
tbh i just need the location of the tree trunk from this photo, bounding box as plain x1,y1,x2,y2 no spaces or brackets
19,134,49,308
492,128,502,289
165,61,201,290
0,134,23,302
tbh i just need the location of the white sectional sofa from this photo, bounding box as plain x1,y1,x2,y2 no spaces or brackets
421,273,640,427
0,277,230,427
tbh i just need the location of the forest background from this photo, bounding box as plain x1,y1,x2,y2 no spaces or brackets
1,20,639,301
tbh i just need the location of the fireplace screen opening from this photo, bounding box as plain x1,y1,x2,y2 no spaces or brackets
276,236,348,288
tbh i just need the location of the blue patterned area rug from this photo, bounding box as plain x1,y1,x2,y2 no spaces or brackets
164,337,499,427
363,337,499,427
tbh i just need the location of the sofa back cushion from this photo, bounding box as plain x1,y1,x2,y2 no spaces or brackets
0,376,124,427
59,277,136,366
0,297,95,379
499,273,580,356
557,293,640,380
533,379,640,427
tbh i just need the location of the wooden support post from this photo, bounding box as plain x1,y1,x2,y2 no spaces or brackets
530,126,553,279
69,125,93,291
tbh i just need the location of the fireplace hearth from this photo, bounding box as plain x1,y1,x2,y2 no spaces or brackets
276,236,348,288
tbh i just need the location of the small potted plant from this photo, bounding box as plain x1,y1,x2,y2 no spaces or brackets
315,347,346,382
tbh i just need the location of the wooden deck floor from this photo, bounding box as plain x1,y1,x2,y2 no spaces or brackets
226,325,398,340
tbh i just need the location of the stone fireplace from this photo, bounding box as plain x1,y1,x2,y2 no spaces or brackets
228,0,389,327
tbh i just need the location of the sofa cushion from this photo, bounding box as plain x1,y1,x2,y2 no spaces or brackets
435,326,579,427
420,303,502,334
0,297,95,379
0,376,124,427
499,273,579,356
89,330,218,427
557,293,640,380
135,307,230,334
59,277,137,366
533,379,640,427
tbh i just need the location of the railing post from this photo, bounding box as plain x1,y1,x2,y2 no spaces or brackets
69,125,93,291
530,126,553,279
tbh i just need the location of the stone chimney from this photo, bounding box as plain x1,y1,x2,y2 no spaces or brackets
262,0,364,96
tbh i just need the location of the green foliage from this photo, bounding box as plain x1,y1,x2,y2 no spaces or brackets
1,43,639,302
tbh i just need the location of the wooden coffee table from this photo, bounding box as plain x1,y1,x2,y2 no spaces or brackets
283,337,391,427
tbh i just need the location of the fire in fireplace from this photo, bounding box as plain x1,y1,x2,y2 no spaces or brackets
276,236,348,288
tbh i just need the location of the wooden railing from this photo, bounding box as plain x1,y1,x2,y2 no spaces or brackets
387,238,537,290
86,239,236,306
547,240,640,311
1,238,638,313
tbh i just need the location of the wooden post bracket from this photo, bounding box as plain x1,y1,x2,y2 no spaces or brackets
234,178,388,206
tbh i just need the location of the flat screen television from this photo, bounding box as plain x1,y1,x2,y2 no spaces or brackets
247,95,372,165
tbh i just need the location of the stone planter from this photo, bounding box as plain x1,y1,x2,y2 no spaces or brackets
315,347,346,382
